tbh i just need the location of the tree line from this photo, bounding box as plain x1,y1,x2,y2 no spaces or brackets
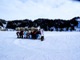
0,16,80,31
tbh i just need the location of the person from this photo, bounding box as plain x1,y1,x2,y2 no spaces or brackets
16,31,20,38
20,30,23,38
40,29,44,41
23,30,27,38
31,30,34,39
30,29,37,39
26,30,30,38
40,29,44,36
28,30,32,39
36,29,41,39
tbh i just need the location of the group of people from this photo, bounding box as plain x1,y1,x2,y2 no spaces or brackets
16,28,44,40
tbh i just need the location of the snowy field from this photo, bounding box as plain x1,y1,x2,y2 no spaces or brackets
0,31,80,60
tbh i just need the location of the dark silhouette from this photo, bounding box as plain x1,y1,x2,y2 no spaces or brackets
0,16,79,31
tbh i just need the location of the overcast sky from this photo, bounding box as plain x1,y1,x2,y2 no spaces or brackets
0,0,80,20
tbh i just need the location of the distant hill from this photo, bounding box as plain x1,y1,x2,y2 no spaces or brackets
0,16,80,31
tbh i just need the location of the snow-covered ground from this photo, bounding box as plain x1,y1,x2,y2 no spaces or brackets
0,31,80,60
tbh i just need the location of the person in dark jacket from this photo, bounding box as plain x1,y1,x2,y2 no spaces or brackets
20,30,23,38
16,31,20,38
36,30,41,39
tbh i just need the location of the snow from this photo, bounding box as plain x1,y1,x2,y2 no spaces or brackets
0,31,80,60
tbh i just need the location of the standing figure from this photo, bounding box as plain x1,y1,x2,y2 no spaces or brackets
40,29,44,41
20,30,23,38
26,30,30,39
23,30,27,38
36,29,41,39
16,31,20,38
